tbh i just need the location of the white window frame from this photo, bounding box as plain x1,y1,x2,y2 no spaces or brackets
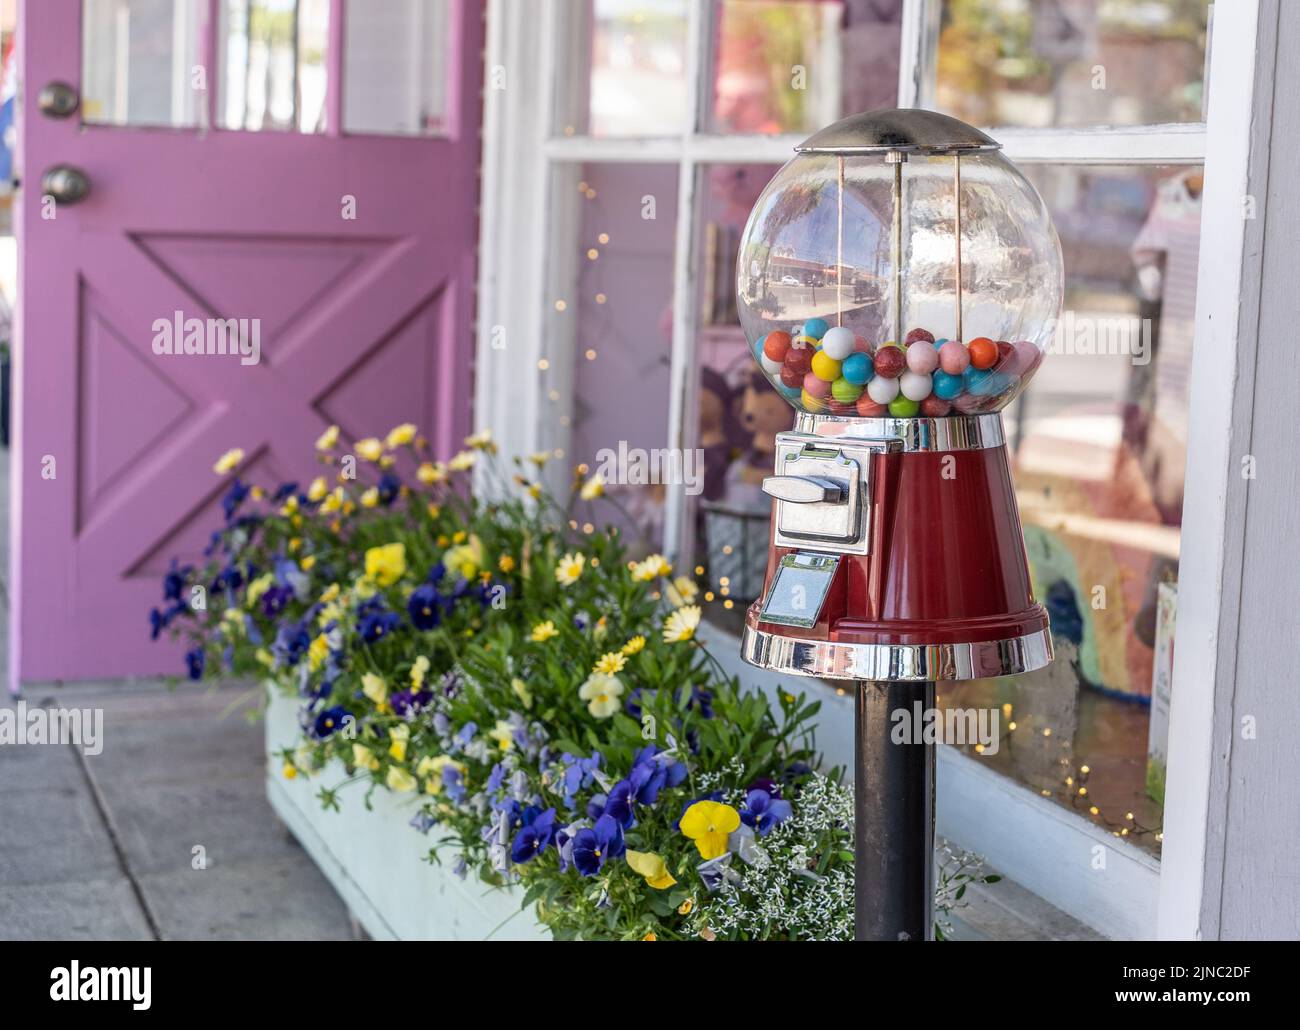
476,0,1261,940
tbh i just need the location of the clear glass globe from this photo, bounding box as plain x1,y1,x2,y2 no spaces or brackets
737,147,1063,417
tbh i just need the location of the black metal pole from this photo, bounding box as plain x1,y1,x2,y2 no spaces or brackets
854,679,936,941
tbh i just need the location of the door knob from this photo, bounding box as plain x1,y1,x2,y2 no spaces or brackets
38,81,80,118
762,474,847,504
40,165,91,205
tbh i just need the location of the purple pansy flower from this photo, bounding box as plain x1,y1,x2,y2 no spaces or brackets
740,788,793,836
571,814,625,876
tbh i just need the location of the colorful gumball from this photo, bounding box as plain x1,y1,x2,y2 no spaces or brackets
900,371,933,402
904,327,935,346
967,337,998,370
820,325,855,360
810,350,842,382
856,394,888,417
831,377,863,404
801,388,827,413
792,334,820,352
932,371,964,400
938,341,970,375
963,366,994,396
920,395,952,417
760,354,783,376
905,342,939,375
763,331,792,363
866,375,899,405
784,345,813,377
802,317,830,340
888,396,920,418
841,351,874,385
779,363,805,389
803,371,832,398
853,335,874,354
1011,339,1041,376
994,340,1015,371
873,345,905,379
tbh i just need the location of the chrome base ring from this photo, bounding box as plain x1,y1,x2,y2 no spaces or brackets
740,622,1053,682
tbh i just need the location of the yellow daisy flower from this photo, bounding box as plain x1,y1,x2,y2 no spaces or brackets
385,423,418,449
555,552,585,586
621,635,646,656
593,651,627,675
354,437,384,462
464,428,496,452
530,620,559,642
448,450,477,471
213,448,244,475
662,604,701,644
417,462,447,485
666,575,699,607
315,424,340,450
498,554,516,574
579,472,605,500
632,554,673,582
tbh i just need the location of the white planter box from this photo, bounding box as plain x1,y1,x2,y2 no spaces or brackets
264,688,547,941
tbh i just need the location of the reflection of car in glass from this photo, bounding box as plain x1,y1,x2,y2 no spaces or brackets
779,274,800,286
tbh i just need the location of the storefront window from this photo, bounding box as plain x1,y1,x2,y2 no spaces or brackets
939,164,1202,856
936,0,1209,129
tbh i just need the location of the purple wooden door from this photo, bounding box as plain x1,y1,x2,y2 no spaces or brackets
13,0,483,684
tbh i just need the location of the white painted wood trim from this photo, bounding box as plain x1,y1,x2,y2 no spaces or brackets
1158,0,1286,941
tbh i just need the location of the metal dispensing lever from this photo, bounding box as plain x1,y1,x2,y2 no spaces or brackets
760,475,848,504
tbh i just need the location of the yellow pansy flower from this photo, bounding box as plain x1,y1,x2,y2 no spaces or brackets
319,582,340,603
621,635,646,656
417,462,447,485
361,672,387,705
354,438,384,462
488,720,515,751
308,633,330,672
579,473,605,500
364,542,407,586
555,552,585,586
626,850,677,890
315,424,340,450
666,575,699,607
360,487,380,508
498,554,516,574
530,620,559,643
679,800,740,860
300,554,316,571
662,604,701,644
511,677,533,709
386,765,417,792
678,899,694,915
255,648,275,668
593,651,627,675
442,534,484,579
410,655,430,688
319,486,344,514
388,724,410,762
245,572,274,611
306,476,329,502
416,754,466,795
213,448,244,475
282,762,298,780
279,495,299,516
385,422,417,449
578,673,624,719
642,932,657,941
352,744,380,772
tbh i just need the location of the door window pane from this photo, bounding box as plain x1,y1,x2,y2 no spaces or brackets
82,0,204,128
940,164,1203,857
561,163,678,553
561,0,690,137
691,162,783,626
709,0,902,135
343,0,451,136
936,0,1210,129
217,0,329,133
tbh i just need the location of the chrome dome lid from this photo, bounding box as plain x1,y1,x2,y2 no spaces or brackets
795,107,1001,155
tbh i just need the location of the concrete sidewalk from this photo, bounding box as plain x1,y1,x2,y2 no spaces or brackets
0,681,355,940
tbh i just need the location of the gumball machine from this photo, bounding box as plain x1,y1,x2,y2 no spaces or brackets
736,109,1062,941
